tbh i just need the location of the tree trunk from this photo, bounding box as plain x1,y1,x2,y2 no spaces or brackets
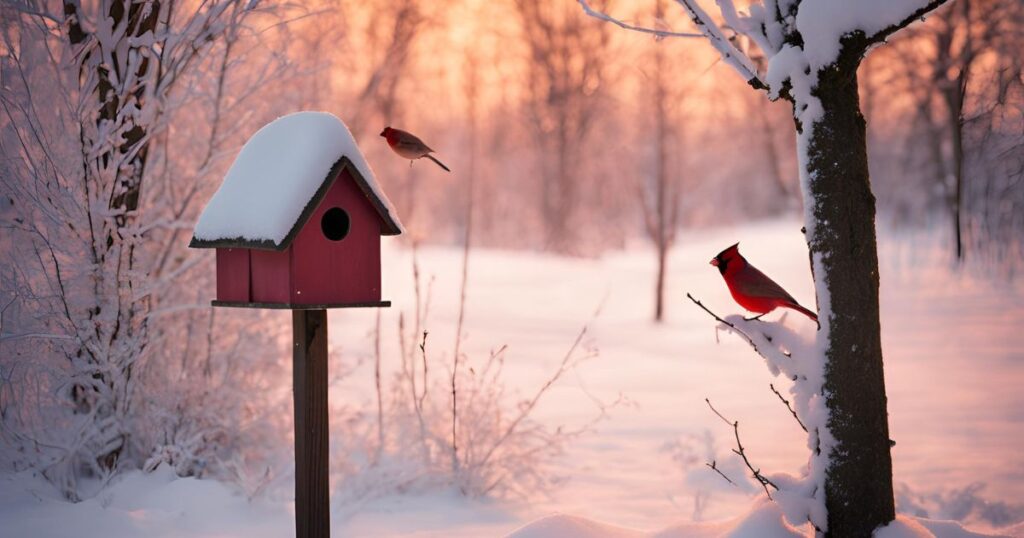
802,63,895,536
942,80,966,261
653,76,669,322
65,0,161,477
654,242,667,322
651,0,671,323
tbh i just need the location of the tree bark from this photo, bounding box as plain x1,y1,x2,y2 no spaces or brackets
653,62,669,323
651,0,671,322
654,243,667,321
802,62,895,536
944,83,965,261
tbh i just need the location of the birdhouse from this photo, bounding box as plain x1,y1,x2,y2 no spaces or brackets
189,112,403,308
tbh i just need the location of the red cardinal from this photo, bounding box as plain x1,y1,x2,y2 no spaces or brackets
380,126,450,172
710,243,818,323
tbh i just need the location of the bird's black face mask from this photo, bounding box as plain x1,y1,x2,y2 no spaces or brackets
713,256,729,274
710,243,739,275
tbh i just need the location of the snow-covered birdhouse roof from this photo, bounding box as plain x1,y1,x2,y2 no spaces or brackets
189,112,403,251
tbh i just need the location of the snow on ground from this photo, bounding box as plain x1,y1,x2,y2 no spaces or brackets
2,220,1021,537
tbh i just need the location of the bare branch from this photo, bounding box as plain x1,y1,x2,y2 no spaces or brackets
705,460,737,486
864,0,952,48
685,292,796,371
770,383,807,432
577,0,767,91
475,322,592,471
705,398,778,499
577,0,703,39
0,332,74,343
673,0,767,91
685,292,762,354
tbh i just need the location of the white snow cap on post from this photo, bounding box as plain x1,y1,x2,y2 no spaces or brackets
192,111,402,246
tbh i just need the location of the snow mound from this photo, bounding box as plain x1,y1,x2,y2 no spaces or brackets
0,467,290,538
192,111,401,246
507,502,1016,538
885,516,1017,538
876,516,943,538
656,500,804,538
509,501,803,538
507,514,644,538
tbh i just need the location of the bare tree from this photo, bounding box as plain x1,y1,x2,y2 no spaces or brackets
639,0,684,322
879,0,1010,261
581,0,950,535
516,0,613,253
341,0,427,139
960,3,1024,273
857,0,1024,271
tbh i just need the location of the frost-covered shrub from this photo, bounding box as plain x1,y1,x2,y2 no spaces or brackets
331,254,606,504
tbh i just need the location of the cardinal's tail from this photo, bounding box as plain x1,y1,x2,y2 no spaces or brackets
787,302,819,324
426,154,451,172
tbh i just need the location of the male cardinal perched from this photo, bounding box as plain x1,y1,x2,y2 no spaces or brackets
710,243,818,323
380,127,450,172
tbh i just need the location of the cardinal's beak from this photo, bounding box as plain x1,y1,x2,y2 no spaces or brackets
709,258,719,267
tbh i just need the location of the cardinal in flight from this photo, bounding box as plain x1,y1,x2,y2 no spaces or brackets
380,126,450,172
710,243,818,323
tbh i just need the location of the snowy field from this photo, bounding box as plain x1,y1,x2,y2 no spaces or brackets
2,220,1021,537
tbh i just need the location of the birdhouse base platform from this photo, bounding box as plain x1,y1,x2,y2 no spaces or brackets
211,300,391,310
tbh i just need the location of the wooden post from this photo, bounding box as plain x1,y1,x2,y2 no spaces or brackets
293,309,330,538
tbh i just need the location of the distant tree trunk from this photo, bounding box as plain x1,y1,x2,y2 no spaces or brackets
548,123,576,252
943,82,966,261
652,46,670,323
893,0,979,261
939,0,973,262
346,0,423,139
516,0,610,254
648,0,677,322
654,240,668,321
802,54,895,537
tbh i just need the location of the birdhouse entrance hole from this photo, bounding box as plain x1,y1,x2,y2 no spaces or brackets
321,207,350,241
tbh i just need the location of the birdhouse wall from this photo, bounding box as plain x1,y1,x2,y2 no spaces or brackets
216,248,250,302
251,248,291,303
289,168,381,304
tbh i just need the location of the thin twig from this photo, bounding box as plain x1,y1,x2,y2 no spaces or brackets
770,383,807,432
864,0,952,47
418,330,429,412
474,323,591,471
577,0,703,39
673,0,768,91
686,293,761,354
705,460,737,486
705,398,778,499
686,293,795,360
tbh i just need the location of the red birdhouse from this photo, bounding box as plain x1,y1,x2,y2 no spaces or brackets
189,112,403,308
